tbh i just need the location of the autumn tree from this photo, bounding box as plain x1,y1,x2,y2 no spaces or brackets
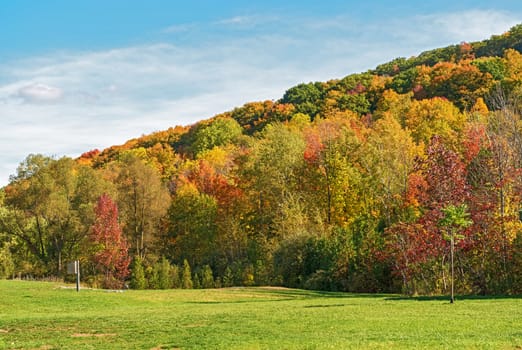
247,122,307,242
90,194,130,289
0,155,109,276
165,183,218,269
113,153,170,259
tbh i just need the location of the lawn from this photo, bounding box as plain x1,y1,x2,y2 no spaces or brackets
0,280,520,349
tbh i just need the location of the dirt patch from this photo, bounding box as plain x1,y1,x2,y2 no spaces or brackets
182,323,206,328
71,333,117,338
0,329,8,333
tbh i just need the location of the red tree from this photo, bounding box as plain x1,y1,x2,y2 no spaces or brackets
90,193,130,289
384,136,472,294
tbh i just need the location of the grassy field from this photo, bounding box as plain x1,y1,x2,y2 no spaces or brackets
0,280,520,349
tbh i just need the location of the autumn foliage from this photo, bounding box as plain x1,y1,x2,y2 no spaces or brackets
2,24,522,294
90,193,130,289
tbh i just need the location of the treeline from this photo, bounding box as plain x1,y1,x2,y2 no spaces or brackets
1,25,522,294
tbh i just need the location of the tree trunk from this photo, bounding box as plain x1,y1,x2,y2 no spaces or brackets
450,231,455,304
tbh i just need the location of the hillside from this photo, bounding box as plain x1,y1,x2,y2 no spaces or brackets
1,24,522,295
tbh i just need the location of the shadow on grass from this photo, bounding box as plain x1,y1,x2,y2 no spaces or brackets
185,287,395,304
385,294,522,301
247,287,394,299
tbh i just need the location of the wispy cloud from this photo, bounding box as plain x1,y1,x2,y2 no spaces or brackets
214,14,280,28
162,23,195,34
419,10,519,42
0,9,520,185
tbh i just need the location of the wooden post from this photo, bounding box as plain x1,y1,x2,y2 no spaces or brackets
76,260,80,292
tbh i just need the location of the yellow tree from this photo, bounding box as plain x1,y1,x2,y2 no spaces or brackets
405,97,466,147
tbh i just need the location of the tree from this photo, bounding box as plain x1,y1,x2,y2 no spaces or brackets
90,194,130,289
165,183,218,269
149,257,173,289
222,266,234,287
113,154,170,259
1,155,109,276
405,97,466,147
191,117,243,156
0,241,14,279
281,82,324,118
181,259,193,289
201,265,215,289
129,256,146,289
439,204,472,303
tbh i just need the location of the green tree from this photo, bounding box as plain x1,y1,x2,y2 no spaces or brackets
248,122,306,243
166,183,218,268
193,272,201,289
181,259,193,289
191,117,243,156
155,257,173,289
0,155,108,276
201,265,215,289
281,82,324,118
0,242,14,279
129,256,146,289
439,204,472,303
170,263,181,289
222,266,234,287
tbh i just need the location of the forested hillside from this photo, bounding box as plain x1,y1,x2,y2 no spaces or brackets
1,25,522,295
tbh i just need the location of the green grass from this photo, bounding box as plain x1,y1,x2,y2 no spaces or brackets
0,281,520,349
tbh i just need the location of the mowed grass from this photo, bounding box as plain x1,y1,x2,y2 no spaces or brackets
0,281,520,349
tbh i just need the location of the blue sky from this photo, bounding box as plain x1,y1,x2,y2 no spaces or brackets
1,1,522,185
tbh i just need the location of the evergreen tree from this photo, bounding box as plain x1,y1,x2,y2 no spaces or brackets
222,266,234,287
170,264,181,289
156,257,172,289
201,265,214,288
193,272,201,289
129,256,146,290
181,259,193,289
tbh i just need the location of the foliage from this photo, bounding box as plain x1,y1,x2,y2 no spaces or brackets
129,256,146,290
0,242,14,279
201,264,215,288
191,117,243,156
89,194,130,289
4,24,522,295
280,82,324,118
181,259,193,289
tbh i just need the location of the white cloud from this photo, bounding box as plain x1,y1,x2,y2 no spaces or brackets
17,83,63,103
